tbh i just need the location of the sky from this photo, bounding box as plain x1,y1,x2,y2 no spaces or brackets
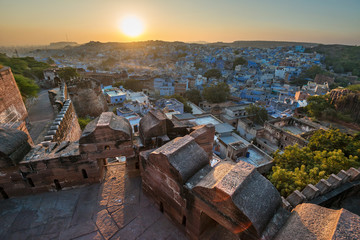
0,0,359,46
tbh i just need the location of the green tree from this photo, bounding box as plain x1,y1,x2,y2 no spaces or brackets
46,57,55,65
308,129,360,158
306,95,334,119
203,83,230,103
204,69,221,79
232,57,247,69
267,130,360,197
78,117,92,130
245,104,268,125
13,74,39,99
185,89,202,105
58,67,79,82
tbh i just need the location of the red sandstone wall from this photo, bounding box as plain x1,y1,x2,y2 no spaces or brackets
53,103,82,142
0,154,102,198
0,67,28,122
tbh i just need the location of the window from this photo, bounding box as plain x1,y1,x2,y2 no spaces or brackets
135,162,139,169
104,145,110,150
81,169,88,179
159,202,164,213
0,187,9,199
54,179,62,191
27,178,35,187
182,216,187,226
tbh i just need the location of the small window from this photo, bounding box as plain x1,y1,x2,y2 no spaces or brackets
81,169,88,179
27,178,35,187
135,162,139,169
182,216,187,226
160,202,164,213
134,125,138,133
104,145,110,150
54,179,62,191
0,187,9,199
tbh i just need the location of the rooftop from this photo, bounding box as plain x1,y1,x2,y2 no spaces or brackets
191,115,222,126
106,90,126,97
173,113,195,120
238,145,272,167
214,122,235,134
219,133,250,146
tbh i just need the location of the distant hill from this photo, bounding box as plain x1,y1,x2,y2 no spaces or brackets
208,40,318,48
49,41,79,49
306,44,360,76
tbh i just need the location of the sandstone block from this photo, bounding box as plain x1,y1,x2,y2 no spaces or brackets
301,184,320,200
281,197,292,211
286,190,306,207
337,170,351,183
347,167,360,181
327,174,342,189
315,179,332,194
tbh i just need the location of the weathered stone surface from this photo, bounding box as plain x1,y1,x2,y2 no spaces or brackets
301,184,320,200
347,167,360,181
286,190,306,207
0,127,31,168
281,197,292,211
67,79,108,118
275,203,360,240
327,174,342,189
192,161,281,239
337,169,351,183
80,112,132,144
315,179,332,194
190,124,215,159
95,209,118,240
149,135,209,184
329,88,360,122
139,109,171,146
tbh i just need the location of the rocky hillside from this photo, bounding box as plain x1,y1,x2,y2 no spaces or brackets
67,79,108,117
329,88,360,122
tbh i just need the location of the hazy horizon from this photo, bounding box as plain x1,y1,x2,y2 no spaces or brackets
1,0,359,46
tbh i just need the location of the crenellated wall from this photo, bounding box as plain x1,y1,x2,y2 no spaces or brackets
43,99,82,143
282,167,360,210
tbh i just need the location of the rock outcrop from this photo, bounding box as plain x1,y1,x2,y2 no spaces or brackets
329,88,360,122
67,79,108,117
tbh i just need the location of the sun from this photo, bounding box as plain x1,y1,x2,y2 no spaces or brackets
120,15,144,38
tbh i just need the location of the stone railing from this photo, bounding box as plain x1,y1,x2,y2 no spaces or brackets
282,167,360,210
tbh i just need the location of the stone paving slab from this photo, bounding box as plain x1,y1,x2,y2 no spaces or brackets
0,164,187,240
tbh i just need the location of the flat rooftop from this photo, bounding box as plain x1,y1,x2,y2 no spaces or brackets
0,164,186,240
220,133,250,146
282,125,307,135
215,123,235,134
106,90,126,97
238,146,272,167
191,115,222,126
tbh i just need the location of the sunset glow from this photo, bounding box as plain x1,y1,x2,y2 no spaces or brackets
120,15,144,38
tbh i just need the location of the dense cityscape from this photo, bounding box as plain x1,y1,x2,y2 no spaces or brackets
1,0,360,239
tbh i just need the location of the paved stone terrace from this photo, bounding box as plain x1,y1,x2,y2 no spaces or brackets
0,164,187,240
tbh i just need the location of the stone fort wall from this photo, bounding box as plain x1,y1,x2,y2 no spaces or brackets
0,67,33,144
43,99,82,143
